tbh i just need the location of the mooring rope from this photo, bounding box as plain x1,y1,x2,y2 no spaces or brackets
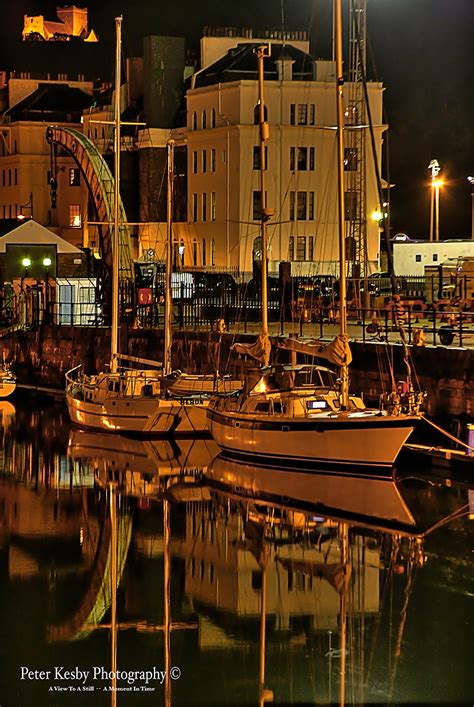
421,415,474,453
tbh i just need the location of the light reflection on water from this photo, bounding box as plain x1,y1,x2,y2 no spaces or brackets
0,401,472,706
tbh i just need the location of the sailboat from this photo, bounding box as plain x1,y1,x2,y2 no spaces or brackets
0,362,15,398
207,18,421,468
65,19,239,435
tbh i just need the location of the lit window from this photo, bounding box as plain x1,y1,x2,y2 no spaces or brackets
69,168,80,186
69,204,81,228
297,104,307,125
344,147,358,171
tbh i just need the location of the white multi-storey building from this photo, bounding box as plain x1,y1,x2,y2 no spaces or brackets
182,29,386,276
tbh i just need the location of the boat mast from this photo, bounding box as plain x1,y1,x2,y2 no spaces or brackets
110,16,122,374
164,139,174,376
334,0,350,409
256,45,271,347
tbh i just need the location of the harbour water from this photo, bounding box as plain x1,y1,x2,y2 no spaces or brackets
0,399,472,706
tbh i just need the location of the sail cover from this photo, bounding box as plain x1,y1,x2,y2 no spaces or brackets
232,333,271,366
278,334,352,367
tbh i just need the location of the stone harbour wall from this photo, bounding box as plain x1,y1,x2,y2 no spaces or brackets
0,325,472,417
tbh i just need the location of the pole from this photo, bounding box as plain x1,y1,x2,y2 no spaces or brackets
110,483,118,707
334,0,350,409
338,522,349,707
435,182,440,241
256,45,270,345
429,184,434,241
110,16,122,374
164,139,174,376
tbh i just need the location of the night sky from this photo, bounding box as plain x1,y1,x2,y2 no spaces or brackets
1,0,473,239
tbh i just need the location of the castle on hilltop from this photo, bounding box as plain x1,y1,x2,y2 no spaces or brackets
23,5,98,42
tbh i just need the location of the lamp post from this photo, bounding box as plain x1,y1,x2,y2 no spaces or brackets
43,257,52,324
21,257,31,291
428,160,440,241
18,192,34,220
468,176,474,240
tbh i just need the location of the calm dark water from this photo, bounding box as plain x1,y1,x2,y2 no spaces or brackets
0,400,472,706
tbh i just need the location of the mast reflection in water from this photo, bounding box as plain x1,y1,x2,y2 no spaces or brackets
0,401,472,705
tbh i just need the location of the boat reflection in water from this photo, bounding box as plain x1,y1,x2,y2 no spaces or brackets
1,402,472,706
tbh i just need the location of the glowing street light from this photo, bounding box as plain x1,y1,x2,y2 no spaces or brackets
428,159,442,241
43,257,52,268
21,257,31,268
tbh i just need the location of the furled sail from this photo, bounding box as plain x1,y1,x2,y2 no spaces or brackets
231,333,271,366
278,334,352,367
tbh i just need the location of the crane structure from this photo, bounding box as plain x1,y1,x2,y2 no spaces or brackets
46,125,134,303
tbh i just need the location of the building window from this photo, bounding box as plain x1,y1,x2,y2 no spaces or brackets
253,146,268,170
253,191,266,220
344,191,358,220
202,193,207,222
296,236,306,261
309,104,315,125
193,151,198,174
211,108,216,128
192,112,197,130
308,236,314,261
202,111,207,129
210,192,216,221
69,168,80,186
2,171,4,187
415,254,422,262
179,239,185,266
309,192,314,220
433,253,438,262
211,148,216,172
344,105,358,125
192,193,198,222
288,236,294,260
211,238,215,266
14,169,17,186
202,238,207,266
290,147,295,171
289,191,295,221
193,239,198,266
69,204,81,228
202,150,207,173
309,147,315,171
253,103,268,124
297,104,308,125
344,147,358,171
290,104,295,125
8,169,11,186
297,147,308,171
297,191,307,220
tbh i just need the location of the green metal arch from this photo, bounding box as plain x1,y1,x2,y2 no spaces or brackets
46,125,133,282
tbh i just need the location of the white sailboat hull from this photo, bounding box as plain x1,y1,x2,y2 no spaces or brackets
207,407,417,467
67,393,209,434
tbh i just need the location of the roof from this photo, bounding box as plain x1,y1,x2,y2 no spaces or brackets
5,83,93,122
0,220,82,254
192,43,316,88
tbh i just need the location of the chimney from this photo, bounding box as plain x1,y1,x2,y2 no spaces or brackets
276,57,295,82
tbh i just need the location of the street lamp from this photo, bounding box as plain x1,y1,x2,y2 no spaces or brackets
18,192,34,220
468,176,474,240
42,257,52,324
428,160,441,241
21,257,31,292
